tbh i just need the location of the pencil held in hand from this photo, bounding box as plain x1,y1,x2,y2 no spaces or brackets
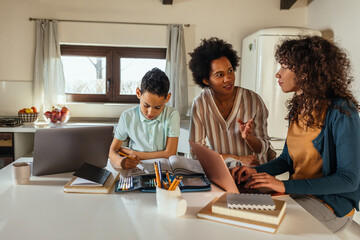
118,151,142,164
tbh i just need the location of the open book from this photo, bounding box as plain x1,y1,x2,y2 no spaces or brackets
116,155,210,193
125,155,205,177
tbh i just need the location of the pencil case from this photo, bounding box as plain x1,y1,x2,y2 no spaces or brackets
114,174,211,193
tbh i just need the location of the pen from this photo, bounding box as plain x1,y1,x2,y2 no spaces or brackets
118,151,143,164
157,161,165,188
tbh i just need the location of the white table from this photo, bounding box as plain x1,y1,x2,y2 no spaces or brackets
0,158,339,240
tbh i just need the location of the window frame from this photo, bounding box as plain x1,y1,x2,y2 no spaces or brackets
60,45,167,103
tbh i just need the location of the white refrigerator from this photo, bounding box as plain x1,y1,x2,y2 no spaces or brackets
240,27,321,151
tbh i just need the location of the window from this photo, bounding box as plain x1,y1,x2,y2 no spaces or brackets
61,45,166,103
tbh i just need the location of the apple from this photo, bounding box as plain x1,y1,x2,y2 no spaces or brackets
59,113,68,122
31,107,38,113
44,111,52,119
55,111,61,120
51,111,58,123
61,106,69,114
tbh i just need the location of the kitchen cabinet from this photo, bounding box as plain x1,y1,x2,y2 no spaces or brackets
0,132,14,169
0,132,34,169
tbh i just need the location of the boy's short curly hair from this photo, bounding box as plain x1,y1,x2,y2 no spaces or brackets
140,67,170,97
188,37,240,88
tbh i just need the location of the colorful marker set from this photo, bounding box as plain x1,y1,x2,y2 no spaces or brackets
118,176,134,191
116,175,173,192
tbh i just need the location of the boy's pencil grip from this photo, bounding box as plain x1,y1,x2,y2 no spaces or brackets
118,151,143,164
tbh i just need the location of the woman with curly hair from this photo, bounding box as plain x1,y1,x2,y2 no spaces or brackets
231,36,360,232
188,37,275,166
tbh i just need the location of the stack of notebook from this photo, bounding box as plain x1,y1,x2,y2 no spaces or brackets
64,162,119,194
197,193,286,234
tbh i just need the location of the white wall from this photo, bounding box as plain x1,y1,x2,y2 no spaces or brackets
307,0,360,102
0,0,308,118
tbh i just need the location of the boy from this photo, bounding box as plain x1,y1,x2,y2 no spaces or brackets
109,68,180,170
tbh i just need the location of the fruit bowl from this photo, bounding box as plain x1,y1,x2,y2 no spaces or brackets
18,107,39,124
44,106,70,127
18,113,39,124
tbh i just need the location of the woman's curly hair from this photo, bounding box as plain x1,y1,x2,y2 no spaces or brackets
275,36,360,128
188,37,240,88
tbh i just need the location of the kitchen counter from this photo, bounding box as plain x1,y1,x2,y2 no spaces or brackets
0,121,118,133
0,119,190,133
0,119,191,161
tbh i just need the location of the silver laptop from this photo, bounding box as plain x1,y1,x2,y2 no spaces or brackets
32,126,113,176
189,141,269,194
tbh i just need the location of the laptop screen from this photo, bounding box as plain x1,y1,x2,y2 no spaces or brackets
32,126,113,176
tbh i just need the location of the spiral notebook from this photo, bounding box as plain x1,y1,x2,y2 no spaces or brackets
226,193,275,210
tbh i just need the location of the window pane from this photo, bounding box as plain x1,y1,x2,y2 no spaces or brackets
120,58,166,95
62,56,106,94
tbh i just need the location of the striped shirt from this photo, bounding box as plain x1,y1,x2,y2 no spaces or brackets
190,87,273,164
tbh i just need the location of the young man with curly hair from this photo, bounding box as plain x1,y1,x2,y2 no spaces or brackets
231,36,360,232
188,37,275,166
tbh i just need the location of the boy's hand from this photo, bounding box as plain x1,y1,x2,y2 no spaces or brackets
119,154,140,170
121,147,133,156
230,166,257,184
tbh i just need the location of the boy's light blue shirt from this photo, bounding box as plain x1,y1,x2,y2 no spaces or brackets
114,105,180,152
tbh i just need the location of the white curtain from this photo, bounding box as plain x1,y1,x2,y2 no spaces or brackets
165,25,188,119
33,20,65,114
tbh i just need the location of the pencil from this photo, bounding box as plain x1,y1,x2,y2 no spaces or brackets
169,176,181,191
171,176,183,191
118,151,142,164
154,162,161,187
166,171,171,185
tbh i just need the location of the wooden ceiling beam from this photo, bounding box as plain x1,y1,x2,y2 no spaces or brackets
163,0,173,5
280,0,297,9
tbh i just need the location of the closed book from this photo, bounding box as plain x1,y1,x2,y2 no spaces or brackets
212,194,286,225
64,172,119,194
197,195,286,234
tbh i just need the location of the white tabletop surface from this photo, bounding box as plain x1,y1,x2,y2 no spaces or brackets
0,158,339,240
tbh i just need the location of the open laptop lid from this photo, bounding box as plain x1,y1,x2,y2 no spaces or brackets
189,141,239,193
33,126,113,176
